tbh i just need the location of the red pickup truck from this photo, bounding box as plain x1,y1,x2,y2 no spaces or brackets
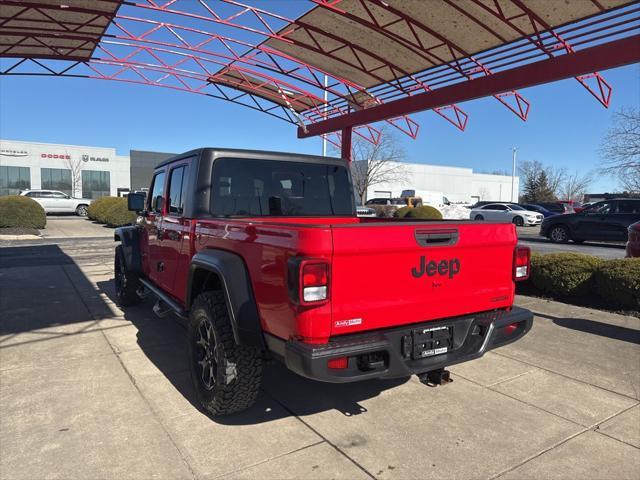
115,148,533,416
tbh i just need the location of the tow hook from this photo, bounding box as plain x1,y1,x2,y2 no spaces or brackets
418,368,453,387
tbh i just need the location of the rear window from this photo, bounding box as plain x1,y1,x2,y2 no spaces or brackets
211,158,354,217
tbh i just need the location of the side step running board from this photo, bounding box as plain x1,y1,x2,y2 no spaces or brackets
139,278,188,320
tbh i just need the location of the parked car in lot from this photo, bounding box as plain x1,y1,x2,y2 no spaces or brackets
20,189,92,216
115,148,533,416
537,202,574,214
356,205,376,217
626,221,640,257
540,198,640,243
518,203,557,218
365,197,406,207
560,200,584,213
470,203,543,226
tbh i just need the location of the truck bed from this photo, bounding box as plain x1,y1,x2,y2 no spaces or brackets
194,217,517,343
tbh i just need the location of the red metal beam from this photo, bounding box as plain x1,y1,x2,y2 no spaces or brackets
298,35,640,138
341,126,352,161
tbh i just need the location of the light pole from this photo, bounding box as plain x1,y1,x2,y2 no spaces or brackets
511,147,517,202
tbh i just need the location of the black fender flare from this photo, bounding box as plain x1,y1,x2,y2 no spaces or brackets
114,226,142,273
187,250,264,349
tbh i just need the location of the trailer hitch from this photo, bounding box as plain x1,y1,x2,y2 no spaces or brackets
418,368,453,387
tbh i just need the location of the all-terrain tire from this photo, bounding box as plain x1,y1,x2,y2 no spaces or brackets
188,291,262,416
114,245,141,306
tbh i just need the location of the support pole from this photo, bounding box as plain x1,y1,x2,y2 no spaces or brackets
511,147,517,202
341,126,353,162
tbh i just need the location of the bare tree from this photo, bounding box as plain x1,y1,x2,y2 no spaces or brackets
334,127,408,204
558,171,594,201
65,155,83,197
518,159,566,200
600,107,640,191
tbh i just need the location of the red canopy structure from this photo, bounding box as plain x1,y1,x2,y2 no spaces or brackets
1,0,639,157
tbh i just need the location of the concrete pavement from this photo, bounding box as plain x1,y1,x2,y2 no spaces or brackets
0,234,638,479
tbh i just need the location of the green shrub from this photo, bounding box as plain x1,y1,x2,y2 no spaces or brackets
394,205,443,220
87,197,122,223
0,195,46,229
103,199,137,227
530,252,602,297
393,206,412,218
594,259,640,309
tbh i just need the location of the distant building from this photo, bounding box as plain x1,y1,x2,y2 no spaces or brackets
357,160,518,203
0,139,130,198
130,149,175,191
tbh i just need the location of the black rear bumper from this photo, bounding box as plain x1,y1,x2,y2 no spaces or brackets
266,307,533,383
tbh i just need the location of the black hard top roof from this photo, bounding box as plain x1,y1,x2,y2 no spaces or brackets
154,147,345,169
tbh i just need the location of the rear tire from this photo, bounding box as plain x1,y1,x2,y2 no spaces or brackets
76,204,88,216
114,245,141,306
513,216,524,227
474,214,484,221
188,291,263,416
549,225,570,243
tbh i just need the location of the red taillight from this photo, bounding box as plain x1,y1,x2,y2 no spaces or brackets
303,263,328,287
298,259,329,305
513,246,531,281
328,357,348,369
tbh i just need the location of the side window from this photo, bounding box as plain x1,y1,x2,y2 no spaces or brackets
618,200,640,214
52,192,66,199
148,171,166,213
167,166,188,216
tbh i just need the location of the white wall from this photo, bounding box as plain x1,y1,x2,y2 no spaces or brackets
0,139,130,197
360,160,518,203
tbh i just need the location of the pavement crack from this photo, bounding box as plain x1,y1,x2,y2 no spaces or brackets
261,389,378,480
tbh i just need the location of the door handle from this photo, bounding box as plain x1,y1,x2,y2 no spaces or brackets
415,229,458,247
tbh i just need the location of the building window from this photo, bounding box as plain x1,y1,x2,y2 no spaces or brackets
41,168,72,196
0,166,30,196
82,170,110,199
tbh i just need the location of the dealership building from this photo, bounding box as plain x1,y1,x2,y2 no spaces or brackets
359,161,518,203
0,139,131,198
1,139,518,203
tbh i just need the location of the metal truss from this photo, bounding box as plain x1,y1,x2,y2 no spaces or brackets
2,0,639,150
310,0,531,122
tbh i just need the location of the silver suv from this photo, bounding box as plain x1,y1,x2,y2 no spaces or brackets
20,190,92,216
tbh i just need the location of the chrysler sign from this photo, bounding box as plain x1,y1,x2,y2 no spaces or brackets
1,148,28,157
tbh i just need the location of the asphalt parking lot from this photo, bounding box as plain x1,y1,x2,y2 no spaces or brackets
0,218,638,479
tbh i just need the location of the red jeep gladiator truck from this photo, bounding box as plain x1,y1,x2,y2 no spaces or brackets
115,148,533,416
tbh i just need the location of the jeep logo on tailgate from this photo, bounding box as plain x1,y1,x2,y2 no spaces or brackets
412,256,460,279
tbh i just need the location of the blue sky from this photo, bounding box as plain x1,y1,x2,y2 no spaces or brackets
0,0,638,193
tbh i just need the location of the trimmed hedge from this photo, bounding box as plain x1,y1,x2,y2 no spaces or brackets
0,195,46,229
530,252,602,297
594,259,640,309
524,253,639,311
394,205,443,220
87,196,136,227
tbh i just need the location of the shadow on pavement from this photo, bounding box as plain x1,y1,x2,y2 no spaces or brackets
536,312,640,345
0,242,409,425
95,279,409,425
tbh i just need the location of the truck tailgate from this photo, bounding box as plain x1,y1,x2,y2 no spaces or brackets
329,222,517,335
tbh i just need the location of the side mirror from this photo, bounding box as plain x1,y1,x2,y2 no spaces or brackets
155,195,164,213
127,192,146,213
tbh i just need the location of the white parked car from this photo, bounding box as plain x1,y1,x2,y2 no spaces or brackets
469,203,543,226
20,190,92,216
